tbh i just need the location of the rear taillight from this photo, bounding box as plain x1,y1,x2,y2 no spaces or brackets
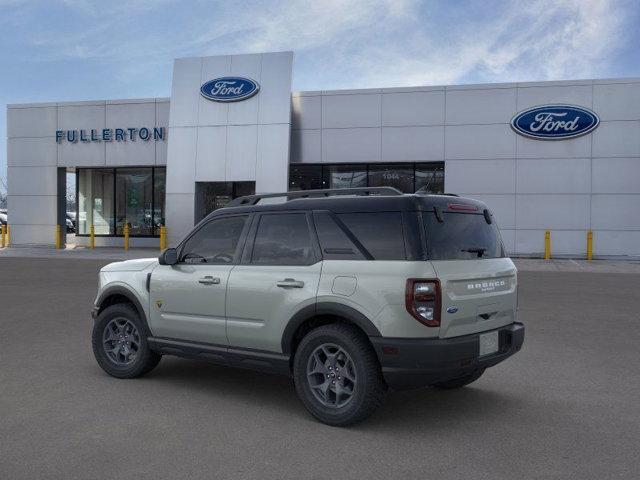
405,279,441,327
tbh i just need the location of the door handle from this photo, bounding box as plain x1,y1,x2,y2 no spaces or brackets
276,278,305,288
198,276,221,285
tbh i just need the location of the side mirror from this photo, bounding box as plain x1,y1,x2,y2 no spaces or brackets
159,247,178,266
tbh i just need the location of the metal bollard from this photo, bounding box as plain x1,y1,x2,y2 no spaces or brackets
544,230,551,260
55,225,62,249
90,224,95,249
1,224,6,247
124,224,129,251
159,225,167,251
587,230,593,261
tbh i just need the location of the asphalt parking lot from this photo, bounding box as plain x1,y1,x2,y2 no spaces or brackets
1,257,639,479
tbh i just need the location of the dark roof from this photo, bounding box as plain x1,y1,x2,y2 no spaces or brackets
205,192,489,220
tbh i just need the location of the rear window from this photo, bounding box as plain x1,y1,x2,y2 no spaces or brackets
423,212,505,260
337,212,406,260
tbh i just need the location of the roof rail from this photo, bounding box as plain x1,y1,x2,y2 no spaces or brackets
226,187,403,207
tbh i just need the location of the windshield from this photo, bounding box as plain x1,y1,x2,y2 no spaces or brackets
423,211,505,260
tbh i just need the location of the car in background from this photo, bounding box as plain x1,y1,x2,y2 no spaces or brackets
0,212,6,226
66,212,76,233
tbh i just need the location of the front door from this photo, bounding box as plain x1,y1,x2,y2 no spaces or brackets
226,212,322,353
149,214,250,345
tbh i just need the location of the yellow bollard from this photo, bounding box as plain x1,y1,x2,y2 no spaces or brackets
124,224,129,251
587,230,593,261
159,226,166,250
1,224,6,248
544,230,551,260
55,225,62,249
90,224,95,249
6,224,10,246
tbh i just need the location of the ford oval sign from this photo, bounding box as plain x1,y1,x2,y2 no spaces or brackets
200,77,260,102
511,104,599,140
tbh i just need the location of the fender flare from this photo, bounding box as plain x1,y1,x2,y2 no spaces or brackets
95,285,152,337
281,302,381,354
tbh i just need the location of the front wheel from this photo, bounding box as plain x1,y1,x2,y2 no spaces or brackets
293,324,387,427
92,303,161,379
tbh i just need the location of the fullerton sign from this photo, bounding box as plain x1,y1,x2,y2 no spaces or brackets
55,127,165,143
510,105,599,140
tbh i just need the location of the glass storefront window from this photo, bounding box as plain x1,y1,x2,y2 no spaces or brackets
153,169,166,233
77,167,165,237
368,163,414,193
287,162,445,194
195,182,256,222
323,164,367,189
289,164,322,191
116,169,153,236
77,169,114,235
415,163,445,194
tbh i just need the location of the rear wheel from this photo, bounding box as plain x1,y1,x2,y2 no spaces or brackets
92,303,161,379
293,324,387,426
431,369,485,390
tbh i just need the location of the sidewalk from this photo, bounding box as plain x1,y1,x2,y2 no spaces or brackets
1,246,640,273
0,246,158,261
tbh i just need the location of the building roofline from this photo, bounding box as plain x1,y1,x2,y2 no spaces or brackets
7,97,170,109
291,76,640,97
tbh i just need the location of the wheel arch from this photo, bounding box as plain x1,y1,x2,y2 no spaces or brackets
95,285,151,337
281,302,381,355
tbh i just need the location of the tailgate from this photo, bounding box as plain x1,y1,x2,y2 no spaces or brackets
431,258,517,338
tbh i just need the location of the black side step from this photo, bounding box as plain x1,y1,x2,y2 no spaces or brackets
147,337,291,376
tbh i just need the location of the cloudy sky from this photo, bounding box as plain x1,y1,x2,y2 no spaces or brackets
1,0,639,188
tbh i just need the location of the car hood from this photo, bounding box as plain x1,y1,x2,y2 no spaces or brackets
101,258,158,272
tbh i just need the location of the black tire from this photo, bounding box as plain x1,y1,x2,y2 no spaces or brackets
92,303,161,379
431,369,485,390
293,324,387,427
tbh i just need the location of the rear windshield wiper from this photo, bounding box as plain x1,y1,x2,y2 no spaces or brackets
461,247,487,258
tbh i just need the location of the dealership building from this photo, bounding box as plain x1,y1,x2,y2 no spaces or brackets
6,51,640,257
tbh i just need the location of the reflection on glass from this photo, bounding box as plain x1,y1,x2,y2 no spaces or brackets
415,164,445,194
324,164,367,189
153,169,166,234
289,165,322,191
368,164,414,193
77,167,166,237
287,162,445,194
78,169,114,235
195,182,256,222
116,169,153,236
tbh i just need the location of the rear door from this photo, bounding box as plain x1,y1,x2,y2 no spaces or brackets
423,207,517,338
226,212,322,353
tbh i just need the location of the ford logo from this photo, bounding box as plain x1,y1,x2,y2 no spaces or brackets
511,104,599,140
446,306,459,314
200,77,260,102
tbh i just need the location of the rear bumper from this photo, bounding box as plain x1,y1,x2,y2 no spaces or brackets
370,322,524,390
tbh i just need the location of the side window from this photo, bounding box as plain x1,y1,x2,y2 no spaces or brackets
251,213,315,266
180,215,248,264
313,211,366,260
337,212,406,260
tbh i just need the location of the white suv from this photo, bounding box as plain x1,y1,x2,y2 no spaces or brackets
91,187,524,426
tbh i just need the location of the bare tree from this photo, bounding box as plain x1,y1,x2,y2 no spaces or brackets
0,176,7,209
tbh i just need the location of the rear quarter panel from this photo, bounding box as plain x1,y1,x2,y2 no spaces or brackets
318,260,441,338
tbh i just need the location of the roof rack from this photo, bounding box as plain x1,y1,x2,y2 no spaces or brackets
226,187,403,207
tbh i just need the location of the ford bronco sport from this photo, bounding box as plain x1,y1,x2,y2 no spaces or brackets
91,187,524,426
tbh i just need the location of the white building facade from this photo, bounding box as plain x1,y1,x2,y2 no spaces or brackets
6,51,640,257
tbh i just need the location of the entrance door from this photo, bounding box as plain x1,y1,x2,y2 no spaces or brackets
195,182,255,222
149,214,250,345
